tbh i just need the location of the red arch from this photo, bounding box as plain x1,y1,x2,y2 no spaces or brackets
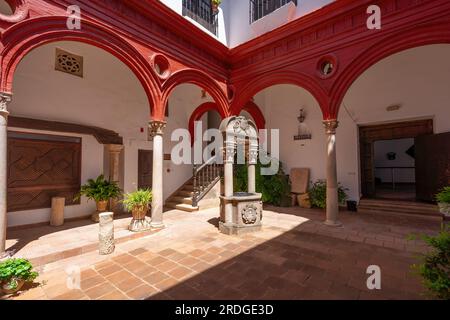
239,101,265,131
230,70,329,119
0,16,160,116
330,21,450,118
161,69,229,121
188,102,226,145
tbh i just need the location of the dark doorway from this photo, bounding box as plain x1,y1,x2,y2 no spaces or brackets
138,150,153,190
359,119,433,200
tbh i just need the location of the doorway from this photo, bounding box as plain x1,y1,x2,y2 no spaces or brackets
138,150,153,190
359,119,433,201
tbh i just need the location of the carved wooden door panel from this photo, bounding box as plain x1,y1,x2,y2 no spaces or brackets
7,132,81,212
138,150,153,190
415,132,450,202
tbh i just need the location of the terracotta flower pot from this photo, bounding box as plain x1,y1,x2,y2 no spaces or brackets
1,278,25,295
129,205,151,232
92,199,109,222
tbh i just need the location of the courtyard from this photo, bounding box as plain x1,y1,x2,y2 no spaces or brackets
2,207,439,300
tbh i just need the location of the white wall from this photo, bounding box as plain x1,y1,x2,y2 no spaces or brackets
258,85,359,202
374,139,415,183
226,0,333,47
7,41,210,226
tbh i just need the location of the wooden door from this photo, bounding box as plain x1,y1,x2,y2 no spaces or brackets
359,119,433,198
138,150,153,190
415,132,450,202
7,132,81,212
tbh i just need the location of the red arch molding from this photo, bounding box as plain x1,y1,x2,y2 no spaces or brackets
0,0,28,24
0,16,161,117
230,70,330,120
189,100,265,145
160,69,229,121
329,21,450,119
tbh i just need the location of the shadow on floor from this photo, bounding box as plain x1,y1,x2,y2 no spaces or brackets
148,208,430,300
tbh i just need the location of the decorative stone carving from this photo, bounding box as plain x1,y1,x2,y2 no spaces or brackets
99,212,115,255
55,48,83,77
248,146,258,165
242,204,258,225
148,120,166,139
0,93,12,116
0,1,29,24
323,120,339,135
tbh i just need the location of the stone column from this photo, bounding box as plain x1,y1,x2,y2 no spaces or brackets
148,120,166,229
106,144,124,213
223,140,236,224
0,93,11,255
323,120,341,227
248,143,258,194
99,212,115,255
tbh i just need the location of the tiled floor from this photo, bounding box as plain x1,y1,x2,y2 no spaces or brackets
2,206,441,300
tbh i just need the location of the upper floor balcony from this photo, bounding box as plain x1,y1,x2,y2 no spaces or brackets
161,0,334,47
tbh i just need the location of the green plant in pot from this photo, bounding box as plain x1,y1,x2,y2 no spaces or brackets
211,0,221,12
436,187,450,219
0,258,39,295
123,189,153,232
309,180,348,209
75,175,121,222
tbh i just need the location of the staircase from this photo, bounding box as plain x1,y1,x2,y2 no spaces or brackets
165,156,222,212
358,198,441,220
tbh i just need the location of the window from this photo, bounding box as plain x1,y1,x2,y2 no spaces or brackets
7,132,82,212
250,0,298,24
182,0,218,36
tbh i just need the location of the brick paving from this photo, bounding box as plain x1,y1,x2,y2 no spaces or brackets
1,206,441,300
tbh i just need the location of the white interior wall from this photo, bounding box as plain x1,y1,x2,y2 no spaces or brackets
7,41,210,226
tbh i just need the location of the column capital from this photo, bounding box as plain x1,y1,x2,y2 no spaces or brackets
148,120,166,140
0,92,12,117
106,144,124,154
323,119,339,135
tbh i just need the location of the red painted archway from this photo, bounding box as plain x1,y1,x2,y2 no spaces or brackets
0,16,161,116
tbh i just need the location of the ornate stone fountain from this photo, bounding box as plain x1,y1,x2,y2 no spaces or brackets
219,116,262,235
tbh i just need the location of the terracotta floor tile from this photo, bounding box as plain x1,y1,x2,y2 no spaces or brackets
85,282,116,299
168,266,194,280
143,271,170,285
80,274,106,290
126,284,158,300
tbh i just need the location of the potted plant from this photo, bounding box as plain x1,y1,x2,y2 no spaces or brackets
75,175,121,222
211,0,221,13
409,225,450,300
309,180,348,210
123,189,153,232
0,258,39,295
436,187,450,219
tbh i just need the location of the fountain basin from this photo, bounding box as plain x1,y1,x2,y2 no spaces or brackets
219,193,263,235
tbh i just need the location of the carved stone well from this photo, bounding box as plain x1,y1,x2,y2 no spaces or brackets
219,116,262,235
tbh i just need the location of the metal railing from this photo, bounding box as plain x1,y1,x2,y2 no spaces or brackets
192,155,222,208
250,0,298,24
182,0,219,36
375,167,415,190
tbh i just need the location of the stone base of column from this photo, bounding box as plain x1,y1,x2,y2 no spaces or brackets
150,221,165,230
324,219,343,227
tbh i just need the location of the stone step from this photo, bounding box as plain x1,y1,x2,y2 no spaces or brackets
360,199,437,210
359,201,439,215
183,185,194,191
359,200,441,218
178,190,194,197
165,202,199,212
168,196,193,205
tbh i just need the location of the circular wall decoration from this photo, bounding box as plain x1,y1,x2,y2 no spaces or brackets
317,54,338,79
0,0,28,23
151,54,171,79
